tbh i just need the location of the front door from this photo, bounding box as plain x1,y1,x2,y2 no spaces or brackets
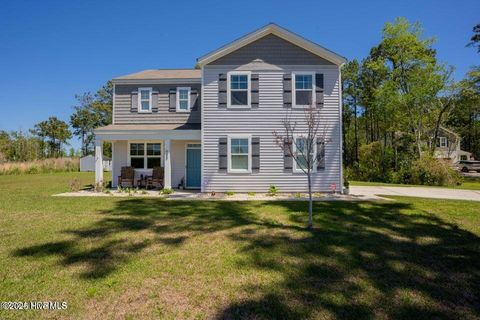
186,144,201,189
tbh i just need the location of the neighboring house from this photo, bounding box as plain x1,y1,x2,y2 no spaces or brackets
94,24,346,192
80,155,111,172
433,127,474,163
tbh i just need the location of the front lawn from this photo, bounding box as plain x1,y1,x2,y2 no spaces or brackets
0,173,479,319
351,176,480,190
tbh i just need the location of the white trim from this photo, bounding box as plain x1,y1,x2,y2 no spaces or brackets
185,142,201,189
339,67,344,193
200,66,205,192
227,135,252,174
176,87,191,112
292,135,317,173
292,72,315,108
112,83,116,124
439,136,448,148
113,78,200,85
227,71,251,108
137,87,152,113
127,141,163,170
95,130,200,141
196,23,347,67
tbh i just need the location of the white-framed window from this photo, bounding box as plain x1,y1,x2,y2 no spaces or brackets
176,87,191,112
439,137,448,148
228,135,251,173
292,72,315,108
227,71,251,108
138,87,152,113
293,136,316,172
129,142,162,169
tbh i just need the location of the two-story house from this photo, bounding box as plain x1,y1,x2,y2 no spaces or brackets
94,23,346,192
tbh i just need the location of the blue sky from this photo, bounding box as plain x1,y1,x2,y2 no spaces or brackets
0,0,478,149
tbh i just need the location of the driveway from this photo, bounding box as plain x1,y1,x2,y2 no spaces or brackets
350,186,480,202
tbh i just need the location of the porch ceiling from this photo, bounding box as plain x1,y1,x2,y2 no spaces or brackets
94,124,201,141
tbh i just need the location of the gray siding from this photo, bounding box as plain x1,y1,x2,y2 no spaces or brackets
114,84,201,124
202,65,342,192
210,34,334,66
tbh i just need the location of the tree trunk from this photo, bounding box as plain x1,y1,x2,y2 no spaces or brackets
354,97,359,163
307,171,313,229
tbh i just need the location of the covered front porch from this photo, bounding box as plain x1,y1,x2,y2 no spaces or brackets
94,124,201,190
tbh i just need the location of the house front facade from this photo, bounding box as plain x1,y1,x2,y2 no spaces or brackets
94,24,346,192
433,127,474,164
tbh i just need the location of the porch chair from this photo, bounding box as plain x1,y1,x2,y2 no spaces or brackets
148,166,164,189
118,166,135,188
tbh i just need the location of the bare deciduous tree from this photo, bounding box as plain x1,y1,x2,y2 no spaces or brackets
273,105,328,229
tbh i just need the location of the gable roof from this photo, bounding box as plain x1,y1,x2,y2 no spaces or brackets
197,23,346,67
113,69,201,84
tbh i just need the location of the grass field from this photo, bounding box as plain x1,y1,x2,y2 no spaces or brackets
0,173,479,319
351,176,480,190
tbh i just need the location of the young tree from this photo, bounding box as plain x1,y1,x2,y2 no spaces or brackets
273,106,327,229
31,117,71,157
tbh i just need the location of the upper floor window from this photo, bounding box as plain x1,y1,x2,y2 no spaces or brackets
228,135,251,173
439,137,448,148
292,73,314,107
138,88,152,112
176,87,191,112
228,72,250,108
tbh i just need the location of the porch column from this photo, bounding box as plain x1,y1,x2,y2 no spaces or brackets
164,139,172,189
95,139,104,187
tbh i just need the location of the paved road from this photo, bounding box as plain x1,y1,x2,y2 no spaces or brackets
350,186,480,202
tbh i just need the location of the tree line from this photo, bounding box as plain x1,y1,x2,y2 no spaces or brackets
342,18,479,184
0,82,113,162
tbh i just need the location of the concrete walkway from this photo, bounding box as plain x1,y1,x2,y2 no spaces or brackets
350,186,480,202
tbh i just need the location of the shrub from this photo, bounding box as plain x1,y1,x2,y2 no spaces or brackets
161,188,173,195
69,178,81,192
141,190,148,195
247,192,256,196
294,192,302,198
225,191,235,196
268,185,278,196
410,156,463,186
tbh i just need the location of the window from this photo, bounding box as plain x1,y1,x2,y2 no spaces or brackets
293,137,315,172
176,87,191,112
228,72,250,107
129,142,162,169
292,73,315,107
439,137,448,148
228,136,251,172
138,88,152,112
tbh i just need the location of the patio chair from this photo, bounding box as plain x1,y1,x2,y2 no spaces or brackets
148,166,164,189
118,166,134,188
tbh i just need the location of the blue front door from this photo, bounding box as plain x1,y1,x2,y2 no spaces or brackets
186,146,201,188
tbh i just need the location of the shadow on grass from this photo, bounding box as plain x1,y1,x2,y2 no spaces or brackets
12,199,480,319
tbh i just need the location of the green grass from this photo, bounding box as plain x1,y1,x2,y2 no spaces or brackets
0,173,479,319
351,176,480,190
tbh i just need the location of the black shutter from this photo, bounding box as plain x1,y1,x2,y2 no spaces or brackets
315,73,324,108
168,89,176,112
191,89,199,110
284,138,293,172
131,91,138,112
218,74,227,108
283,73,292,108
218,137,227,172
316,137,325,170
252,137,260,173
251,73,259,108
151,90,159,112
